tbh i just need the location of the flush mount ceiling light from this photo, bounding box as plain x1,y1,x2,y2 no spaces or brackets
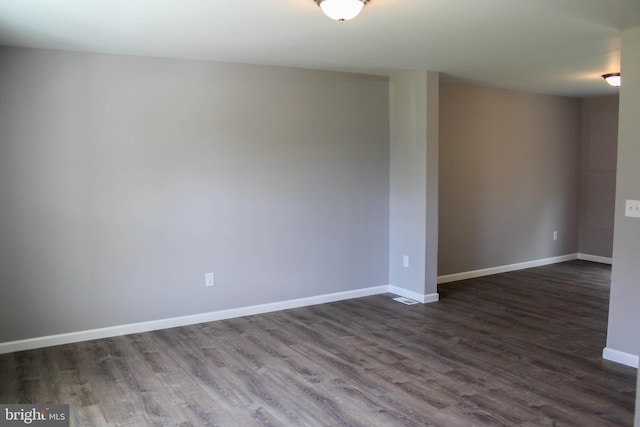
602,73,621,87
315,0,369,22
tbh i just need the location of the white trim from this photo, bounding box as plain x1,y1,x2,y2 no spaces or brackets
437,254,578,284
577,253,613,265
603,347,639,368
388,285,439,304
0,285,388,355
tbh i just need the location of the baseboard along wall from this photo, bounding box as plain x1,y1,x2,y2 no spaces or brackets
387,285,439,304
437,254,579,284
0,252,619,357
603,347,640,369
437,253,612,284
576,253,613,264
0,285,388,355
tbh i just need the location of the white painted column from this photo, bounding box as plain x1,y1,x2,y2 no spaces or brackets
389,71,439,303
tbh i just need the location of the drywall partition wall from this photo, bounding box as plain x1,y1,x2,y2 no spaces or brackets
636,371,640,427
578,96,619,260
0,47,390,343
388,71,439,303
637,369,640,427
606,27,640,368
438,83,581,276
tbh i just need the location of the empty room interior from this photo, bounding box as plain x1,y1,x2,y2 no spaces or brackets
1,1,639,426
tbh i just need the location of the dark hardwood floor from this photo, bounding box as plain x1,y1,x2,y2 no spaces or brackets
0,260,636,426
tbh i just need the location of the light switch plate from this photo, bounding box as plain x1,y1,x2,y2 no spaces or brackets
625,200,640,218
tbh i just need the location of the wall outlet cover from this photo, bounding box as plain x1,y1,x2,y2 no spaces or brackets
205,272,215,287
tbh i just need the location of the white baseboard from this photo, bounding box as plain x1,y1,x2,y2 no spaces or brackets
0,285,388,355
577,253,613,264
603,347,639,368
437,254,579,284
388,285,440,304
4,270,621,356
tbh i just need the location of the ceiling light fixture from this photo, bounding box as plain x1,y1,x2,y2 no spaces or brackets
602,73,621,87
315,0,368,22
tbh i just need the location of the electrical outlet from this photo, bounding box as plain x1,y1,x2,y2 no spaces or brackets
205,272,215,287
403,255,409,268
553,231,558,241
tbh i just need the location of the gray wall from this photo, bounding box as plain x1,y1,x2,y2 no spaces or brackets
607,27,640,363
0,47,390,343
578,96,619,259
438,83,581,276
388,72,439,299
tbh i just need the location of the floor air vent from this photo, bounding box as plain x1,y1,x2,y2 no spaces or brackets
393,296,419,305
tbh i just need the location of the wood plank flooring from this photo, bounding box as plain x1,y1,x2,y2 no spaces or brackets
0,260,636,426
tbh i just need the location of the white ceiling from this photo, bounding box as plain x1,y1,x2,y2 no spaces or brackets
1,0,639,97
